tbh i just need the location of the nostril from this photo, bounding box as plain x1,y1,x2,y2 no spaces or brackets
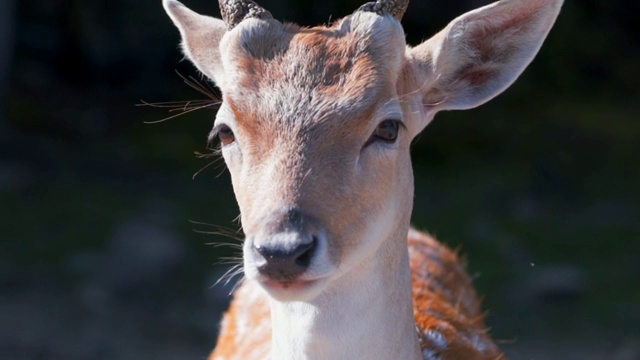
294,237,317,268
252,235,318,280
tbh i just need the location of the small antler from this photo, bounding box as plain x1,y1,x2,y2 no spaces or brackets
219,0,273,30
358,0,409,20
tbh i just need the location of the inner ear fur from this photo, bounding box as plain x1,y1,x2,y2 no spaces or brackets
409,0,563,114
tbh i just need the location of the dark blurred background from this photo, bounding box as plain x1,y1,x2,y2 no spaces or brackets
1,0,638,359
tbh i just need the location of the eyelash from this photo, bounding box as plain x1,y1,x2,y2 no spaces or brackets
364,119,404,147
212,124,236,146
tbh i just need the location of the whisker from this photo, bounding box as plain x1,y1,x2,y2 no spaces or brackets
213,262,244,288
189,220,234,228
228,276,245,294
196,222,244,293
136,99,214,109
217,259,243,267
198,230,241,239
193,144,226,178
207,242,235,248
176,70,221,101
233,213,242,225
193,159,223,179
195,147,222,160
215,163,228,178
200,236,244,246
213,260,245,290
207,243,243,250
138,70,222,124
142,102,218,124
191,222,243,237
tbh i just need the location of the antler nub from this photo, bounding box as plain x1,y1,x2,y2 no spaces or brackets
358,0,409,20
219,0,273,30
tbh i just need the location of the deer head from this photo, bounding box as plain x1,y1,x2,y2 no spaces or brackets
164,1,563,358
163,0,563,304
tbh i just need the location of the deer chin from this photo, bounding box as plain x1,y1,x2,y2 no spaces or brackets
257,276,330,302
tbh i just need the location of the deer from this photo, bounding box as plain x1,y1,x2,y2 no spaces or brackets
162,0,563,358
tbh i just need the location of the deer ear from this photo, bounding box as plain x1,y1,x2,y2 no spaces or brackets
409,0,563,117
163,0,227,85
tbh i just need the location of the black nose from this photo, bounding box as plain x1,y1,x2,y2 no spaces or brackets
253,236,317,282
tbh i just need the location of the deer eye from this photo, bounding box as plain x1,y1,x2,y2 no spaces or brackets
366,119,401,146
217,125,235,146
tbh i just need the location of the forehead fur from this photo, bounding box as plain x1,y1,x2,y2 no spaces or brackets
217,12,406,129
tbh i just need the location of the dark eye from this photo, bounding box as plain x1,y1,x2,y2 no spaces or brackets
218,125,235,146
367,119,401,146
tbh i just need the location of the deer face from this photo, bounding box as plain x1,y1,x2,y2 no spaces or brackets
165,0,563,301
213,13,417,301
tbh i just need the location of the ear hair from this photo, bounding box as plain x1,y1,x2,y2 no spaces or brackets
409,0,563,118
163,0,227,85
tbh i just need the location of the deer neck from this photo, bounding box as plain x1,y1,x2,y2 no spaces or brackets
269,228,422,360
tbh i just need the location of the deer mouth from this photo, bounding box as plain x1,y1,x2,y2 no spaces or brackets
257,275,330,302
263,278,314,289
